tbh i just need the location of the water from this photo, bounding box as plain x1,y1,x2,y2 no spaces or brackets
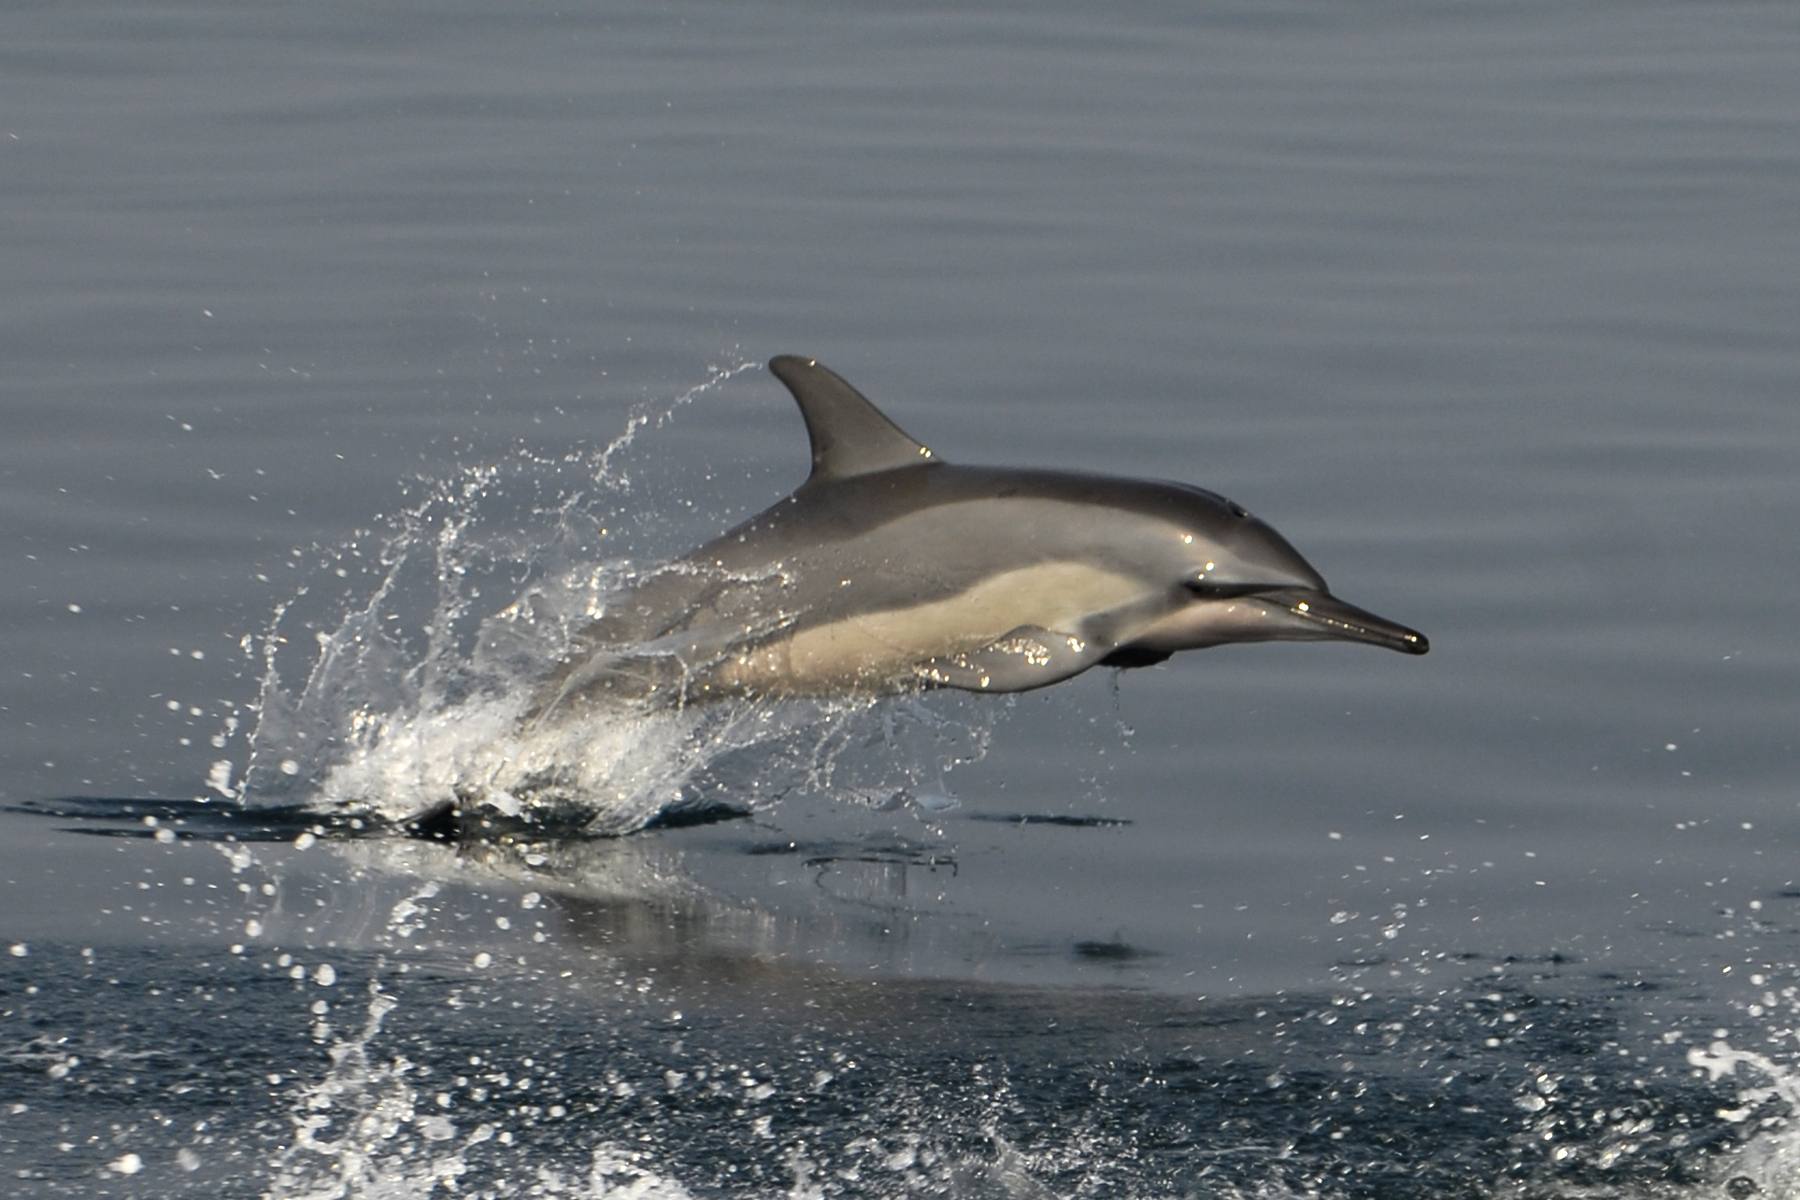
5,0,1800,1194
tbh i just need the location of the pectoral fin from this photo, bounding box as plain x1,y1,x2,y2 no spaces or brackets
916,627,1107,693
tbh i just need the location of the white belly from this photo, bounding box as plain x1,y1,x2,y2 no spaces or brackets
712,560,1146,694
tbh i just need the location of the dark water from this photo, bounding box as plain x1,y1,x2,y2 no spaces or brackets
5,1,1800,1195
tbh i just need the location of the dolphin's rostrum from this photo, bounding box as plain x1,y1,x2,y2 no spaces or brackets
529,356,1425,722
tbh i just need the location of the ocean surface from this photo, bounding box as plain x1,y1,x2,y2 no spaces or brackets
4,2,1800,1196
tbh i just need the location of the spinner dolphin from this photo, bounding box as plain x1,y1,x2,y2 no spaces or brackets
526,356,1425,724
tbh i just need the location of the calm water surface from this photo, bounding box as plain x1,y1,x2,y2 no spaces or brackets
4,2,1799,1196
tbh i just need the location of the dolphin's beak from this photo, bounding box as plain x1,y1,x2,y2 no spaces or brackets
1252,587,1430,655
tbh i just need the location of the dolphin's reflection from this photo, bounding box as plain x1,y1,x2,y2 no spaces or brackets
319,816,991,981
22,795,1142,982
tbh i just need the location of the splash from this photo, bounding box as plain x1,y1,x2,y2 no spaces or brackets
230,362,994,836
1683,1036,1800,1199
245,867,1055,1200
262,960,705,1200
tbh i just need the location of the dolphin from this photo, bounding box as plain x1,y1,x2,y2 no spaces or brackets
528,355,1425,722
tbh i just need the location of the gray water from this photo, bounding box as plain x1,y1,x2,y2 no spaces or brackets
5,1,1800,1196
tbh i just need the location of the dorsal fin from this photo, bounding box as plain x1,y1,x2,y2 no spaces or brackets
768,355,937,483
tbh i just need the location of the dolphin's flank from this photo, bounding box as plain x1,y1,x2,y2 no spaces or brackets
528,355,1426,723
